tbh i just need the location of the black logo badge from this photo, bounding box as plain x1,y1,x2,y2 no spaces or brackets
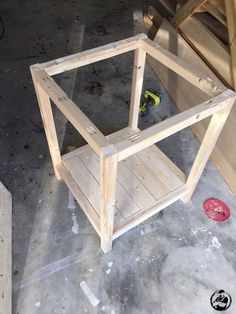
210,290,232,311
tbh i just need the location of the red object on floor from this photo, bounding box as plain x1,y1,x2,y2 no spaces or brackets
203,198,230,222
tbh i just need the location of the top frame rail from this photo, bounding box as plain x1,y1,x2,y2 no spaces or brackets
42,34,147,76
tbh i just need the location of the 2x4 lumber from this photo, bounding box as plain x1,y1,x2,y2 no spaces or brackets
143,6,163,39
113,185,189,240
31,70,62,179
129,48,146,129
225,0,236,90
182,99,234,202
115,90,235,161
172,0,208,27
100,145,118,253
31,66,109,156
203,3,227,26
208,0,226,15
142,38,224,96
0,182,12,314
178,16,233,87
41,34,147,76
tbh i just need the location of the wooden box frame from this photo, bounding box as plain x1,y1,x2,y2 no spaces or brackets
30,34,236,253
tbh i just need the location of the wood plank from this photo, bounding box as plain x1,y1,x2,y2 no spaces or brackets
115,90,235,161
113,185,189,240
172,0,208,27
0,182,12,314
100,145,118,253
123,154,170,199
58,163,101,235
41,34,147,76
78,147,140,220
142,38,223,96
225,0,236,90
178,16,233,87
117,162,157,210
63,155,101,215
138,146,185,191
147,19,236,194
31,66,109,155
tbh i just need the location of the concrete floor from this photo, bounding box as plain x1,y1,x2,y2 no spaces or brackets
1,0,236,313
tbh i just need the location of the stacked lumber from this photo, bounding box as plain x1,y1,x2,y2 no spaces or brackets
143,1,236,195
144,0,236,90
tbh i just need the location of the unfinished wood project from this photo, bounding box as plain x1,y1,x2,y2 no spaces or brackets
30,34,236,253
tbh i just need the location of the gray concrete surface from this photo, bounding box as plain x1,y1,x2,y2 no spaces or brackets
0,0,236,313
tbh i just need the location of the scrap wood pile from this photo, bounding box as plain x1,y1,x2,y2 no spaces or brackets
143,0,236,195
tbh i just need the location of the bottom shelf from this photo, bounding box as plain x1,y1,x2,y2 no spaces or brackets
59,128,188,240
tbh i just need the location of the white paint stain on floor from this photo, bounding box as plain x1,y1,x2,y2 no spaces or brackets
71,212,79,234
206,236,222,252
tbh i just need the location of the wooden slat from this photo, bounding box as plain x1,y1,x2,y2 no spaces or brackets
113,185,189,240
57,163,100,235
138,146,185,191
123,154,170,199
41,34,147,76
0,182,12,314
115,90,235,161
142,38,223,96
117,162,157,209
31,66,109,155
63,155,101,215
129,48,146,129
225,0,236,90
172,0,208,27
78,148,138,221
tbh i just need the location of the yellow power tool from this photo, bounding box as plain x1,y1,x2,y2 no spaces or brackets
139,89,161,117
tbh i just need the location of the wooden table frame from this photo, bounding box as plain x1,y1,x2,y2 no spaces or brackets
30,34,236,253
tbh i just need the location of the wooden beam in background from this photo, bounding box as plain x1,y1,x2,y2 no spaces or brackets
172,0,208,27
225,0,236,90
178,16,233,87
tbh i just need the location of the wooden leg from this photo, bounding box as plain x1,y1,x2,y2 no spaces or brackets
31,72,62,180
100,145,118,253
182,102,234,203
129,48,146,129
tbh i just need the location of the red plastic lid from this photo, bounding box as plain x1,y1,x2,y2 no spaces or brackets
203,198,230,222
